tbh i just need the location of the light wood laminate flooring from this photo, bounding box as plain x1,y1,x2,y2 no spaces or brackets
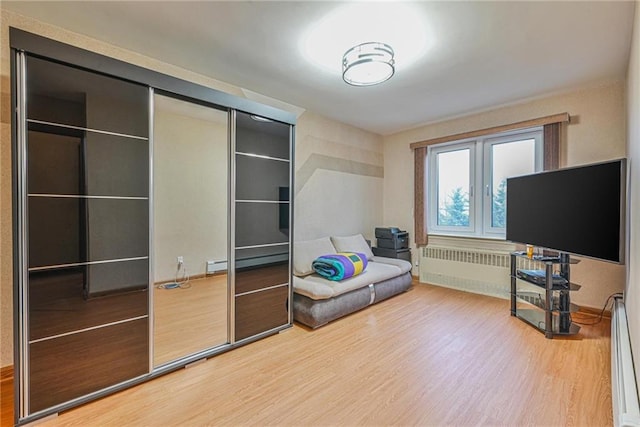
4,282,612,426
153,275,228,366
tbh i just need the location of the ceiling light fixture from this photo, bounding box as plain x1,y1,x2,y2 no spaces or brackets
342,42,395,86
300,3,429,78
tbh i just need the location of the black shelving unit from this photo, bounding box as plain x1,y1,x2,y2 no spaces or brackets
510,252,581,338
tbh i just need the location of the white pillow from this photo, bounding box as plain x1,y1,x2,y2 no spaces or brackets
330,234,374,260
293,237,337,276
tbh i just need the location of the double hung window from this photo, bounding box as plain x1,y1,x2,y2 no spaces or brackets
427,127,543,238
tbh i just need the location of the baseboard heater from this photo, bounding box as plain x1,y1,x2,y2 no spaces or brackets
612,296,640,427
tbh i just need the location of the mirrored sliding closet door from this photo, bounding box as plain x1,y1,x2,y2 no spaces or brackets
152,94,229,367
13,28,295,425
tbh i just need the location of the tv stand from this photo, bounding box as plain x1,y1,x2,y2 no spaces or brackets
510,252,581,338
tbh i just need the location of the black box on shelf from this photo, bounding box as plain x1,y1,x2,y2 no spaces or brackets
375,227,409,250
377,234,409,249
516,269,568,287
372,247,411,262
375,227,402,239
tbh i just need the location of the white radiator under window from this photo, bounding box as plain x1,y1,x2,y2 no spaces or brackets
420,246,523,299
419,246,550,299
612,296,640,427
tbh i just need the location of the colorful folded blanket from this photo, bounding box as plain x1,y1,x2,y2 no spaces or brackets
312,252,368,281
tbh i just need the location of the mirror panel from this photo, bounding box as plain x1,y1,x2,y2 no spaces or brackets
152,94,229,366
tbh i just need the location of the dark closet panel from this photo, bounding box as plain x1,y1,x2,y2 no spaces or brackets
26,55,149,137
28,129,149,197
235,262,289,295
235,286,289,341
85,199,149,260
235,112,290,160
29,318,148,413
235,202,289,248
28,197,149,268
29,261,148,341
83,132,149,197
235,245,289,264
27,130,82,195
235,154,289,201
28,197,81,268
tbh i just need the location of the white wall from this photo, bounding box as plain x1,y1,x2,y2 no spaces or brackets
383,81,627,309
625,0,640,390
295,111,384,243
153,96,228,282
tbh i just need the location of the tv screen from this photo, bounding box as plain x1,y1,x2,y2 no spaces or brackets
506,159,626,263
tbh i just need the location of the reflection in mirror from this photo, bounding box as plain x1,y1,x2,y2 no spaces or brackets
153,94,228,367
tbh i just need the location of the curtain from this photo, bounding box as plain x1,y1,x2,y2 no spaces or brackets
543,122,560,171
414,147,428,245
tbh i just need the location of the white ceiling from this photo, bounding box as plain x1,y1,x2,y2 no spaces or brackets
3,1,636,135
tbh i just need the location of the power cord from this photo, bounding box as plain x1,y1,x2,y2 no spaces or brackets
156,259,191,290
174,258,190,289
570,292,623,325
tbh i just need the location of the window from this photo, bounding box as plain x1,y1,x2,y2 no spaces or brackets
427,127,543,238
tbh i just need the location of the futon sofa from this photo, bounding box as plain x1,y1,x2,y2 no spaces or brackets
292,234,413,328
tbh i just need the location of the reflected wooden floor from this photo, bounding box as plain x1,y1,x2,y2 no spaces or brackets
153,275,228,366
32,282,611,427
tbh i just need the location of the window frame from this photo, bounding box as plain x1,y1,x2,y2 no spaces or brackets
428,140,476,235
427,126,543,239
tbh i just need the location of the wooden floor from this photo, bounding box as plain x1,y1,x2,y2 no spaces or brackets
2,282,612,426
154,275,228,366
0,368,12,427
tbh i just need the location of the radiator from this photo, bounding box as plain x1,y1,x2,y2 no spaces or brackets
612,296,640,427
420,246,522,299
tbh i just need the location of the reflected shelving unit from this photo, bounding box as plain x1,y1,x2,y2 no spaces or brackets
510,252,581,338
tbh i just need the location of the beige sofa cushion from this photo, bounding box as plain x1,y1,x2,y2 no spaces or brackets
370,256,412,274
330,234,374,260
293,237,337,277
293,261,402,300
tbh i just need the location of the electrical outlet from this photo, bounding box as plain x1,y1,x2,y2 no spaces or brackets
177,256,184,265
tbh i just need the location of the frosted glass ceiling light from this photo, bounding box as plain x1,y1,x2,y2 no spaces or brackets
301,3,429,76
342,42,395,86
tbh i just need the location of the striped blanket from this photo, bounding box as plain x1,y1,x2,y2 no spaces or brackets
312,252,368,281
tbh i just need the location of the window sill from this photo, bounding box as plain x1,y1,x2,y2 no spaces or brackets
426,234,517,253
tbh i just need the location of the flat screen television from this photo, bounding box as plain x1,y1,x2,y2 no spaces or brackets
506,159,626,263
